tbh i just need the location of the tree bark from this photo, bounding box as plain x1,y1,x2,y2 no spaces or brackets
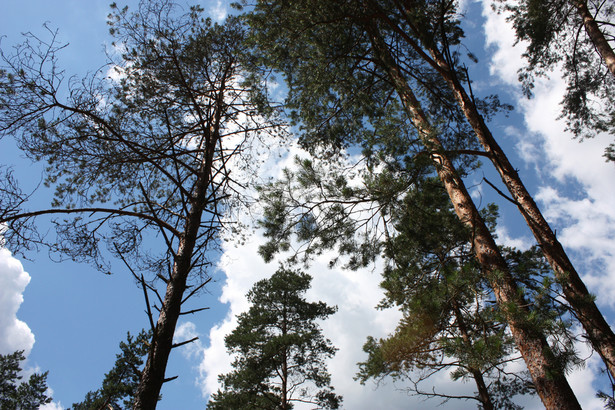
573,0,615,77
379,0,615,383
421,37,615,383
281,306,289,410
132,77,226,408
366,22,581,410
132,162,213,408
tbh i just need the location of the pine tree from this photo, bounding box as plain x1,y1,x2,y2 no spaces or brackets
71,330,152,410
0,2,285,407
208,267,341,410
357,179,578,409
366,0,615,385
0,350,52,409
496,0,615,156
243,1,582,407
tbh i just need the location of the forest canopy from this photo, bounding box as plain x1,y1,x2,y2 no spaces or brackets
1,0,614,409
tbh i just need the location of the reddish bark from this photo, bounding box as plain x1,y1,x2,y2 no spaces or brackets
380,0,615,385
366,22,581,409
426,34,615,384
574,0,615,77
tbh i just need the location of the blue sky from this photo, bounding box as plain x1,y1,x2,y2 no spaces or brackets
1,1,615,409
0,2,230,408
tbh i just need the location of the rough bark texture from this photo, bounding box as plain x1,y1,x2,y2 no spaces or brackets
470,364,494,410
132,152,214,408
132,78,226,408
382,0,615,382
366,22,581,410
574,0,615,77
281,307,289,410
422,42,615,382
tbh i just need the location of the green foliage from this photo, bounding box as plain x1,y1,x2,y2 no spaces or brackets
355,179,528,408
598,390,615,409
0,3,286,401
497,0,615,157
207,267,341,409
246,0,513,268
0,1,284,274
0,350,52,409
70,329,152,410
241,0,501,164
355,178,579,408
246,2,586,406
257,156,386,268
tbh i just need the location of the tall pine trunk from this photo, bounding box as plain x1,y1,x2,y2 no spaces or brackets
424,38,615,382
381,0,615,382
573,0,615,77
133,79,226,408
366,22,581,409
133,145,215,408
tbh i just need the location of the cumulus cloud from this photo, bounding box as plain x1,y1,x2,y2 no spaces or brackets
480,0,615,301
192,3,615,408
209,0,227,22
0,248,65,409
495,225,532,250
199,230,501,409
40,400,64,410
481,1,615,407
175,321,205,360
192,138,483,407
0,248,35,356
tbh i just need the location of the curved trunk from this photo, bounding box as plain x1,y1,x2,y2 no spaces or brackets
366,22,581,409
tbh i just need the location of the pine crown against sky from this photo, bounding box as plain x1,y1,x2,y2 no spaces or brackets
0,1,614,409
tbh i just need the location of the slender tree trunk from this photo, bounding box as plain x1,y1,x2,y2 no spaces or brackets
470,369,494,410
453,305,494,410
573,0,615,77
132,164,213,408
421,40,615,382
132,235,194,409
366,22,581,409
132,79,226,408
281,306,289,410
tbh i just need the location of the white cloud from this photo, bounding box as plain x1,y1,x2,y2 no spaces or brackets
481,0,615,405
209,0,227,22
192,3,615,408
495,225,532,250
0,247,35,356
198,229,504,409
175,321,204,359
567,337,609,410
480,0,615,302
0,248,64,409
482,4,526,86
503,125,544,173
199,231,278,396
40,401,64,410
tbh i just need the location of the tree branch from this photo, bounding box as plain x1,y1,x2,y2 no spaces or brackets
1,207,181,237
